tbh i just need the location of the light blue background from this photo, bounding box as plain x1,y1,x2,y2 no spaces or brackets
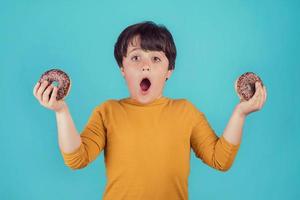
1,0,299,199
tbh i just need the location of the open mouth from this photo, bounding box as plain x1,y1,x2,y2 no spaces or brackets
140,77,151,92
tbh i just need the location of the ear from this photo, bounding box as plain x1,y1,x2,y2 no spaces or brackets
120,67,125,77
166,69,174,79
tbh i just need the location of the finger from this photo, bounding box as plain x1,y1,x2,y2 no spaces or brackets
33,82,41,97
234,78,238,92
249,82,262,103
258,86,265,109
257,83,264,103
234,78,242,101
264,86,267,102
262,86,266,101
245,82,263,110
259,86,267,109
37,80,49,101
49,86,58,105
240,96,247,103
254,82,260,97
259,83,268,107
42,84,53,103
257,82,264,97
65,79,72,97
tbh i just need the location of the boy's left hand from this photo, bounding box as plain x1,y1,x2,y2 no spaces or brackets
235,81,267,117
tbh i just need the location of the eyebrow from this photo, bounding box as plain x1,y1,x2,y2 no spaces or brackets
128,48,165,57
128,48,141,54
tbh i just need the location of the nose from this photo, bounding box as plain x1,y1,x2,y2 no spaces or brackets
142,67,150,71
142,61,151,72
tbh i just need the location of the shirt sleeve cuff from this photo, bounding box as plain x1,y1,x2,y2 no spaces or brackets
220,135,241,152
60,143,84,159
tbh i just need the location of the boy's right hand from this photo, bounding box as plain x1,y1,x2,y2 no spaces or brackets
33,80,67,113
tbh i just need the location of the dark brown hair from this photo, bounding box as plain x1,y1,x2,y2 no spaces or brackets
114,21,177,71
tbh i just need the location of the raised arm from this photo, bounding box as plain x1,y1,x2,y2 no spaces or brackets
33,80,106,170
190,82,267,172
58,105,107,170
190,109,240,172
55,104,82,154
222,81,267,145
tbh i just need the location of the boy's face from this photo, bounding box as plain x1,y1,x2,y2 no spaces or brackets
121,35,173,104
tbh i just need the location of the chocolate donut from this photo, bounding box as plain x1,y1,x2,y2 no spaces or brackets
38,69,71,101
235,72,263,101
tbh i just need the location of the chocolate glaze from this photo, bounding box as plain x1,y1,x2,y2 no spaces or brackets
236,72,263,101
39,69,71,101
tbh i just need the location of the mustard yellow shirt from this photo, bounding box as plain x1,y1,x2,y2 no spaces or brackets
60,96,240,200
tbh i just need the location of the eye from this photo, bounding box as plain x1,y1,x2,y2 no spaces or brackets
153,56,161,62
131,55,140,61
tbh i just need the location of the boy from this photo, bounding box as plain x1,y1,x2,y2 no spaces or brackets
33,21,267,200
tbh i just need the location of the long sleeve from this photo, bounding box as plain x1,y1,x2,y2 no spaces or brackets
57,97,242,199
60,104,107,170
188,101,240,172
